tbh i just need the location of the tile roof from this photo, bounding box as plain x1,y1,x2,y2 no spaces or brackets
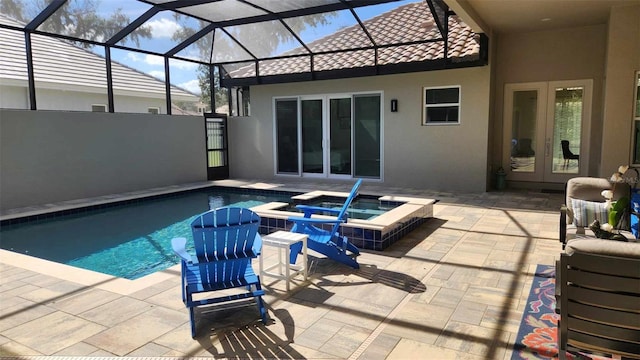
226,2,480,78
0,14,198,102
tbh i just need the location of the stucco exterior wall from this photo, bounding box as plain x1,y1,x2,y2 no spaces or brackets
491,24,607,178
0,110,207,211
228,66,491,192
601,5,640,176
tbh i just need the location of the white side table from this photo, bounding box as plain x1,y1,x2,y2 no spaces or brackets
259,231,308,291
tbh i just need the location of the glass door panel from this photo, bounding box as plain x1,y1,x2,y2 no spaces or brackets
550,87,583,174
633,71,640,165
329,98,352,176
354,94,381,178
510,90,539,173
544,79,591,183
503,82,547,182
275,99,299,174
301,99,324,174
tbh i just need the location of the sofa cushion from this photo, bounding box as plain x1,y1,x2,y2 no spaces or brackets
566,238,640,259
565,177,629,225
571,199,609,227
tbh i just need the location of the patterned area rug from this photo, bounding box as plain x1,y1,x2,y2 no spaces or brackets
512,265,613,360
512,264,558,359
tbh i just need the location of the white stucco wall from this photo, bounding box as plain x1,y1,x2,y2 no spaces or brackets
228,66,491,192
0,109,207,211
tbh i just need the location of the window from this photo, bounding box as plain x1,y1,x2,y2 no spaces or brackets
423,86,460,125
92,104,107,112
148,107,160,114
633,71,640,164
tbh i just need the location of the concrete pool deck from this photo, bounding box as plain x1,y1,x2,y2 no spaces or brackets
0,179,564,359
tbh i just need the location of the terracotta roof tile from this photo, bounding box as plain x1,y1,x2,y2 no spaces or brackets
227,2,480,79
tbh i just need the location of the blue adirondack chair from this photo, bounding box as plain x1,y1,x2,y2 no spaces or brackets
172,207,268,338
288,179,362,269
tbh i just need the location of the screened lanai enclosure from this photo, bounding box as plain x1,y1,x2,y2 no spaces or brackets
0,0,487,115
0,0,490,211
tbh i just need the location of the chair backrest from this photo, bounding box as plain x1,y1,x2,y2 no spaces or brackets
559,242,640,358
561,140,572,157
190,207,260,263
517,138,535,156
330,179,362,234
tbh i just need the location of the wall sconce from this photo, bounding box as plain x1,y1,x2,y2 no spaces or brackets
390,99,398,112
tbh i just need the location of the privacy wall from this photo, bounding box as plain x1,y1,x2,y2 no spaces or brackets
0,110,207,211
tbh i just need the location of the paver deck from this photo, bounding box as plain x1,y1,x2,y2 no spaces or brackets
0,179,564,359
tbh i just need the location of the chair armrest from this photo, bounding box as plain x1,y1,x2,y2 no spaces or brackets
560,205,567,248
287,215,344,225
252,233,262,257
171,237,193,264
554,259,561,314
295,204,342,217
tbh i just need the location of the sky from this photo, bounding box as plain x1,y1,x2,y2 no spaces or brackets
89,0,418,95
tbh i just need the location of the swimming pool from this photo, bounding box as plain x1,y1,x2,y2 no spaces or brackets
0,186,415,280
0,189,293,280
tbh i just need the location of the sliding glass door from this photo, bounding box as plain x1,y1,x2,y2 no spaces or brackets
275,93,382,179
354,94,381,178
329,97,352,176
275,98,298,174
302,99,324,174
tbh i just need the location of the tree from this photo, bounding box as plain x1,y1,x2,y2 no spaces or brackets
1,0,151,48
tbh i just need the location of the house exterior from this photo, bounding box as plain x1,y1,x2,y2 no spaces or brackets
225,1,640,192
225,2,489,191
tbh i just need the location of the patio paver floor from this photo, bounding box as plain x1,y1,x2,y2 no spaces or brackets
0,179,563,359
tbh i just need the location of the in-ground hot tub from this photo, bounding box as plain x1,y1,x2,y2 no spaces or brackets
251,189,436,251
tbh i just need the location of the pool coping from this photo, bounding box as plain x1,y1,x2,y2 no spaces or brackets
0,248,183,296
0,182,220,223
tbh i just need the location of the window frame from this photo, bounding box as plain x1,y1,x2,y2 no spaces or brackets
422,85,461,126
91,104,107,112
148,107,160,114
632,70,640,165
272,91,384,181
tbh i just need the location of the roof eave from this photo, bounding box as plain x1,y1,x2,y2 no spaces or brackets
221,55,488,88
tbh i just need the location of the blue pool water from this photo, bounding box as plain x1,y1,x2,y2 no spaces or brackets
0,188,397,280
1,188,403,279
0,189,292,280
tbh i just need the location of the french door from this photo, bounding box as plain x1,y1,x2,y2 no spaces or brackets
503,80,592,183
275,93,381,179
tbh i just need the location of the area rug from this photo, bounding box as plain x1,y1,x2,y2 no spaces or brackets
511,265,612,360
512,264,559,359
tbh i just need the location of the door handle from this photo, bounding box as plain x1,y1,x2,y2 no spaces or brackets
545,138,551,157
